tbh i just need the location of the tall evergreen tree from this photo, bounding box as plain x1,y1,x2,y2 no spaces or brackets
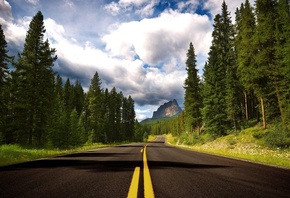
11,11,57,146
184,42,202,133
202,3,231,136
86,71,104,142
274,0,290,123
0,24,10,144
236,0,257,121
254,0,279,128
72,81,84,116
122,95,136,141
220,1,242,131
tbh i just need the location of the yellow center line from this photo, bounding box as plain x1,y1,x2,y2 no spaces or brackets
127,167,140,198
143,144,155,198
140,148,143,153
127,144,155,198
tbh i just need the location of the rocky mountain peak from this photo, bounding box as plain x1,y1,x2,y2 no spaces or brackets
152,99,182,119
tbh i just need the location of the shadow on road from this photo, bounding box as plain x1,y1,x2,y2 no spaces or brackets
148,161,229,170
0,155,228,173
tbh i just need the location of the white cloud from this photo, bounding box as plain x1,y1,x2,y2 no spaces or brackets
0,0,12,22
119,0,148,6
204,0,255,20
26,0,39,6
103,9,212,66
64,0,74,8
177,0,199,13
104,2,120,16
134,0,158,17
43,16,188,113
6,0,252,120
104,0,160,17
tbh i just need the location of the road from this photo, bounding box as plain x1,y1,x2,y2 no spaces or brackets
1,136,290,198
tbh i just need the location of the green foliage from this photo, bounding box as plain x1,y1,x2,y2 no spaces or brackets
202,2,235,136
9,11,57,146
149,112,184,137
0,24,10,144
0,11,138,148
141,116,179,125
158,0,290,151
265,124,290,148
184,42,202,133
0,143,115,167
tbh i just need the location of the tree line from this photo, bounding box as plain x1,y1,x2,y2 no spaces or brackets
0,11,146,148
150,0,290,145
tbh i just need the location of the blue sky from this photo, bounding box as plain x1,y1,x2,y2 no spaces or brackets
0,0,254,120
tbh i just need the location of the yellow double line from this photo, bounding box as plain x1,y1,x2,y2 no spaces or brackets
127,144,154,198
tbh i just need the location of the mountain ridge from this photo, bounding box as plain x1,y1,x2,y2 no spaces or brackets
152,99,182,119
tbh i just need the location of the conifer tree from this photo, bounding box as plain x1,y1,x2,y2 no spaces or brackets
0,24,10,144
87,71,103,142
202,10,228,136
254,0,279,128
274,0,290,123
222,1,242,131
127,96,136,140
236,0,257,121
122,95,136,141
11,11,57,146
72,81,85,116
69,108,85,147
184,42,202,134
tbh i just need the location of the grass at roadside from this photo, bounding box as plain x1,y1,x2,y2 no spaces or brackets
147,135,157,142
0,143,114,167
165,130,290,169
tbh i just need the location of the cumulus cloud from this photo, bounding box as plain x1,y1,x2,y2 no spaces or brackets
26,0,39,6
104,2,120,16
43,12,194,110
177,0,199,13
103,9,212,66
0,0,12,22
0,0,29,49
5,0,252,120
104,0,160,17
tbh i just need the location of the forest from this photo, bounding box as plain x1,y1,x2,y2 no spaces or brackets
0,11,149,148
1,0,290,150
150,0,290,148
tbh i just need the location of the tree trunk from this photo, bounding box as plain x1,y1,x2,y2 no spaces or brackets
197,126,201,135
260,97,266,129
244,91,249,121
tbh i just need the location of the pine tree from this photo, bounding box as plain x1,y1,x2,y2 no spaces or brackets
274,0,290,123
11,11,57,146
127,96,136,140
254,0,279,128
72,81,84,116
184,42,202,134
221,1,242,132
236,0,257,122
86,71,104,142
69,108,85,147
122,95,135,141
202,11,228,136
0,24,10,144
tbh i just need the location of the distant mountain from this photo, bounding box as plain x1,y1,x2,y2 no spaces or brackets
140,99,182,125
152,99,182,118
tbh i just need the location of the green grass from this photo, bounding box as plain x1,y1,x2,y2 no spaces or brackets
0,143,113,167
165,127,290,169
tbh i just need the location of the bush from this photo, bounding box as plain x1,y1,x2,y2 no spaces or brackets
265,124,290,148
252,130,266,139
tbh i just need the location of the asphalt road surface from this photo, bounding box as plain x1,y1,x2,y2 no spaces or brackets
1,136,290,198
